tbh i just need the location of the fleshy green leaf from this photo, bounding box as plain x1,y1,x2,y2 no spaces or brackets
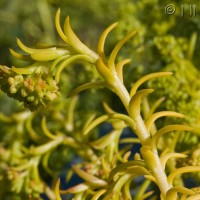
72,165,107,186
55,9,69,44
116,59,131,83
60,182,90,194
108,31,136,72
152,125,193,146
91,189,106,200
90,130,121,149
64,16,98,60
130,72,172,97
168,166,200,185
9,48,32,61
97,22,118,63
55,179,62,200
166,186,195,200
68,81,106,97
145,111,185,132
55,54,93,82
108,161,146,182
129,89,154,118
160,152,187,170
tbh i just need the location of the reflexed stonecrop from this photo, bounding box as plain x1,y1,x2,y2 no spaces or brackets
0,9,98,112
0,65,60,111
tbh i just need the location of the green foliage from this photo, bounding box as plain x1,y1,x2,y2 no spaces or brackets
0,1,200,200
0,65,60,111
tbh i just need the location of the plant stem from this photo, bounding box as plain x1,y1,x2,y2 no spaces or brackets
113,76,173,199
114,74,130,110
141,146,171,198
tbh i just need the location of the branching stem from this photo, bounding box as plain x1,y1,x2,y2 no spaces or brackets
110,72,173,198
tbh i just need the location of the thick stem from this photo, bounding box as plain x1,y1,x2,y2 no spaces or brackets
113,74,131,111
112,77,173,199
141,146,171,198
134,115,150,144
136,115,172,198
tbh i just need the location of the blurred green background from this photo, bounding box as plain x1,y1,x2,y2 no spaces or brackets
0,0,200,199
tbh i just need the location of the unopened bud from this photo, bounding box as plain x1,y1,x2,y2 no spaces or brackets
27,96,35,102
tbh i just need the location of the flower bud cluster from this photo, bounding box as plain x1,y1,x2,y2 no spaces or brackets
0,65,60,111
